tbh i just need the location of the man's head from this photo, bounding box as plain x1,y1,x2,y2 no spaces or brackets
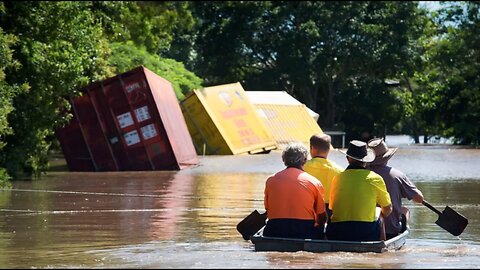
368,138,398,165
282,142,309,168
340,140,375,167
309,133,331,158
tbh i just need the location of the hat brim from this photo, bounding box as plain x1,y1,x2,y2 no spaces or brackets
370,147,398,165
339,148,376,163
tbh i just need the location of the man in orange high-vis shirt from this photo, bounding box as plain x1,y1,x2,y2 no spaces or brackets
327,140,392,241
264,142,327,239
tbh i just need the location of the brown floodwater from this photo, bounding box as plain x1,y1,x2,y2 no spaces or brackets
0,145,479,268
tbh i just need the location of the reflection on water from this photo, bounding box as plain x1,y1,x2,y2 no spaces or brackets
0,146,479,268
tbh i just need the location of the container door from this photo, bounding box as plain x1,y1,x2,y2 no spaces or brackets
101,78,152,171
55,113,95,171
70,94,118,171
122,69,178,170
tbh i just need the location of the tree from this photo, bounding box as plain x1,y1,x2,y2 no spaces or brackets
191,1,428,140
0,1,112,178
109,41,203,100
432,1,480,145
0,3,29,186
408,1,480,145
90,1,196,57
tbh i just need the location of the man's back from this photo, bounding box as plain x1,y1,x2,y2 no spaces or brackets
329,168,391,223
265,167,325,220
304,157,343,204
263,142,327,239
370,164,422,235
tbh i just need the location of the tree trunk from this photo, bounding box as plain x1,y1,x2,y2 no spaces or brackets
326,79,335,128
403,75,420,144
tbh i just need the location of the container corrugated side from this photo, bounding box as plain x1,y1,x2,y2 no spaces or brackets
254,104,323,149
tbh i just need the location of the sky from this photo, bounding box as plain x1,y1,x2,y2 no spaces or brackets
418,1,443,11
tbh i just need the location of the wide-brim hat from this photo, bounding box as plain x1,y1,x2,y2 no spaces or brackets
368,138,398,165
339,140,376,162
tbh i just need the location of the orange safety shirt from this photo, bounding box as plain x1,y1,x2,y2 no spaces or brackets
264,167,326,220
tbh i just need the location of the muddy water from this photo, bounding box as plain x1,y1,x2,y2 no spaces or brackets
0,146,479,268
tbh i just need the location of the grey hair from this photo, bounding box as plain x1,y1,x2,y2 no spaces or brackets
282,142,309,168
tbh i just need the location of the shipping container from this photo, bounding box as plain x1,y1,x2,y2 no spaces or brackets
180,82,277,155
252,103,323,149
56,66,199,171
245,91,320,121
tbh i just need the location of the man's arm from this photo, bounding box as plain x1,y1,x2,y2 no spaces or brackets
317,211,327,227
381,204,393,217
412,192,424,204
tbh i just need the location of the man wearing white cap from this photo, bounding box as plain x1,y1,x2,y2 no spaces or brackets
368,138,424,239
326,140,392,241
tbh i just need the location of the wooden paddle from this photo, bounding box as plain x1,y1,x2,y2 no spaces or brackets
236,210,267,240
422,200,468,236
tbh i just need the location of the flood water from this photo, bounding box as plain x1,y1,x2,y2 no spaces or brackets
0,143,479,268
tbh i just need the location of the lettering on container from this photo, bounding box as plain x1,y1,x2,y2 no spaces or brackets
234,90,243,100
109,136,119,144
238,128,255,137
117,112,134,128
124,130,141,146
233,119,247,128
141,124,158,140
218,92,233,107
134,106,151,122
220,108,247,119
125,82,141,93
242,136,261,146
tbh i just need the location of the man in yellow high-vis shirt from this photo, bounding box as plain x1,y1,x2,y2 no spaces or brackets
304,133,344,219
326,140,392,241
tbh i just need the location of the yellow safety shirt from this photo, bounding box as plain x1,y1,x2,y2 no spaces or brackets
329,168,391,222
304,157,343,204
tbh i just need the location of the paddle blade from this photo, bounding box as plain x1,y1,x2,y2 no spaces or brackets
435,206,468,236
236,210,267,240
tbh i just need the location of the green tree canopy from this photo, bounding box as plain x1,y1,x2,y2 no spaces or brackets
191,1,427,140
109,41,203,100
0,1,112,178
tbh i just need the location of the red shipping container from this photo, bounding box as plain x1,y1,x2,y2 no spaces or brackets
56,66,199,171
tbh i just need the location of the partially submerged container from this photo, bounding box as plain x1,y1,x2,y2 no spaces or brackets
245,91,323,148
246,91,320,121
180,82,277,155
56,66,199,171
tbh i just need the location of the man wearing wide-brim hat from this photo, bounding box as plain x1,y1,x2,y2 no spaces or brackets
326,140,393,241
368,138,424,239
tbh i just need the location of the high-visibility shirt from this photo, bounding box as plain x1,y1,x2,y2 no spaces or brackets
304,157,343,204
329,168,391,222
264,167,326,220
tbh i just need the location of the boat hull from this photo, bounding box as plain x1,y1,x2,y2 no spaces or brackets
251,228,408,253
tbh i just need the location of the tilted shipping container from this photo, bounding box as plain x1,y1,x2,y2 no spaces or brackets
253,103,323,149
180,82,277,155
245,91,320,121
56,66,199,171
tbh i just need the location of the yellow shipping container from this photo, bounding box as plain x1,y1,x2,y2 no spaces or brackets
180,82,277,155
254,103,323,149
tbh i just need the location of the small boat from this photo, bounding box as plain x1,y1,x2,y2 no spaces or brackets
251,227,409,253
